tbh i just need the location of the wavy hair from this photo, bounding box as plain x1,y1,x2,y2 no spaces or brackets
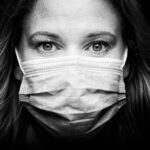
0,0,36,142
109,0,150,138
0,0,150,144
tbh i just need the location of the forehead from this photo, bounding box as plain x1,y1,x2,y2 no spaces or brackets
33,0,116,17
24,0,121,35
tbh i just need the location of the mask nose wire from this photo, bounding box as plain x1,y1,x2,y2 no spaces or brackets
15,48,25,75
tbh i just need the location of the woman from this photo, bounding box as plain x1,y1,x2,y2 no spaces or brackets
0,0,150,149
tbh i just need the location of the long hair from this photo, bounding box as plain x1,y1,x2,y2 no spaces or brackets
0,0,36,142
0,0,150,143
109,0,150,140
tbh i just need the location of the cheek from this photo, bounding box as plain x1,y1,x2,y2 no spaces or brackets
18,36,41,62
104,47,125,60
111,39,126,60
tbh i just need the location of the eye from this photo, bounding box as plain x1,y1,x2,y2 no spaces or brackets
38,42,56,51
85,41,110,55
36,41,61,54
42,42,53,51
92,43,103,52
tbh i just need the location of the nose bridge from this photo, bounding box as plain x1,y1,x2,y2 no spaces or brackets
65,44,81,56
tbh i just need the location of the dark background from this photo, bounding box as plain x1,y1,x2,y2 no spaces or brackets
139,1,150,25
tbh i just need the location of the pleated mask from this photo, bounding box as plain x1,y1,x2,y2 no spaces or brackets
15,48,127,140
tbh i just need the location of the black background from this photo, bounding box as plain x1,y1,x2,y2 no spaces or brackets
139,1,150,25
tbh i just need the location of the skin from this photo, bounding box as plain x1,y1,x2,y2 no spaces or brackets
18,0,126,62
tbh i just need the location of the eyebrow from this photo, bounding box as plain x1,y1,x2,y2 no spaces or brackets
29,31,62,42
86,31,117,39
29,31,117,43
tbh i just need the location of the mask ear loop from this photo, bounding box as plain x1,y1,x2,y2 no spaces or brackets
15,48,25,75
15,48,29,102
118,47,128,98
121,48,128,69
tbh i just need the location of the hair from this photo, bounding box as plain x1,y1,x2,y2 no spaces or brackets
0,0,150,144
0,0,36,142
109,0,150,139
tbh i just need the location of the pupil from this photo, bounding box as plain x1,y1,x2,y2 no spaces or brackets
44,43,52,51
93,43,102,51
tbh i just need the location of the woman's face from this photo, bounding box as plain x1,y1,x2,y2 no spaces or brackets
18,0,126,61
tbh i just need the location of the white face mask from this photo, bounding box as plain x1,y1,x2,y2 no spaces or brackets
15,49,127,140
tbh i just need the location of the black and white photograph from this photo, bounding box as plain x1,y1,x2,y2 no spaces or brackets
0,0,150,149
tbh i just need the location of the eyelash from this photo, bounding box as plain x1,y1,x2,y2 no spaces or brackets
34,41,61,55
85,41,111,55
34,40,111,56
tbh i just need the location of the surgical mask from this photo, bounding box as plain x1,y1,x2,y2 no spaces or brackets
15,49,127,140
